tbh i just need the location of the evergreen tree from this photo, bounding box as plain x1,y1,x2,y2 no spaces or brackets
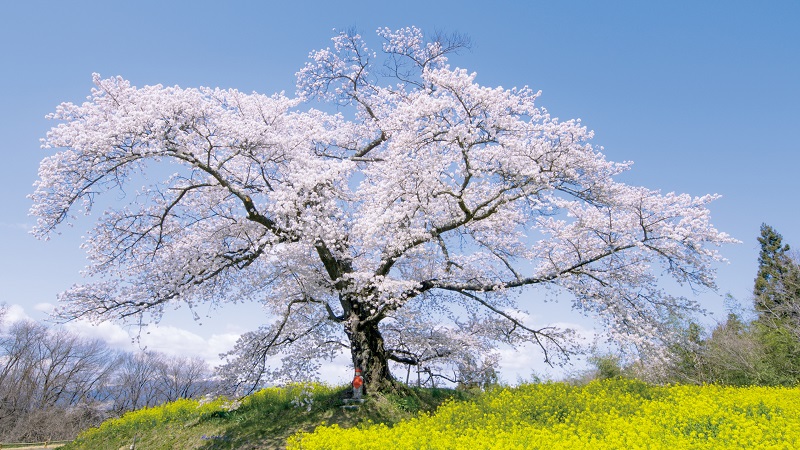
754,224,800,319
753,223,800,384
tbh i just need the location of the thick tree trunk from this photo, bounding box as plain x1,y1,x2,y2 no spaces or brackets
346,318,396,394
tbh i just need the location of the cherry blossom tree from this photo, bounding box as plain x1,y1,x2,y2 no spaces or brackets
31,27,736,393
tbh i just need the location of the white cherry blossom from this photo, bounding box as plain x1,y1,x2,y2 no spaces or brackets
31,27,736,392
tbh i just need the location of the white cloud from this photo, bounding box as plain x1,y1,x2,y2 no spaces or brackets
62,320,243,368
0,304,33,329
495,320,599,384
551,321,598,344
63,320,135,350
0,222,31,232
34,302,55,313
498,342,591,384
503,308,537,323
2,303,601,386
321,352,353,385
498,345,544,381
138,326,241,368
205,333,242,362
21,309,342,378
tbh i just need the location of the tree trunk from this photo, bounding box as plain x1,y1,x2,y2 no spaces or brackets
346,317,396,394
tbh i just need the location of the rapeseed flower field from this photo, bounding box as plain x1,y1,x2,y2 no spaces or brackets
288,379,800,449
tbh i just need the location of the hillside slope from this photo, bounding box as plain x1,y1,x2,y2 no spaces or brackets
62,383,471,450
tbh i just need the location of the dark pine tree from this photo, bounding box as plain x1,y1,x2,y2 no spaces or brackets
752,223,800,384
754,223,800,318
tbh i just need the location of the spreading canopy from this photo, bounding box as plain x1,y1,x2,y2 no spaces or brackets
32,27,735,391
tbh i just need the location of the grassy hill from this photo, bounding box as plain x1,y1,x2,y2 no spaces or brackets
61,383,472,450
62,379,800,449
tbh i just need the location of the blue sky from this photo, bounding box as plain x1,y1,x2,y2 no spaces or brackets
1,1,799,382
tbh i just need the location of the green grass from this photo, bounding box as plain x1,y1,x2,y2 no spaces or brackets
61,383,474,450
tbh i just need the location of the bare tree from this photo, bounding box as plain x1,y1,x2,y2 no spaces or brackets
108,351,168,415
0,320,119,441
0,316,215,441
0,320,49,436
155,355,213,402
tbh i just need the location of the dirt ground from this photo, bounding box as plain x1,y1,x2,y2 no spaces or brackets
0,445,66,449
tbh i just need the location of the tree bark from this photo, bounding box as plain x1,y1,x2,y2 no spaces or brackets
346,317,396,394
